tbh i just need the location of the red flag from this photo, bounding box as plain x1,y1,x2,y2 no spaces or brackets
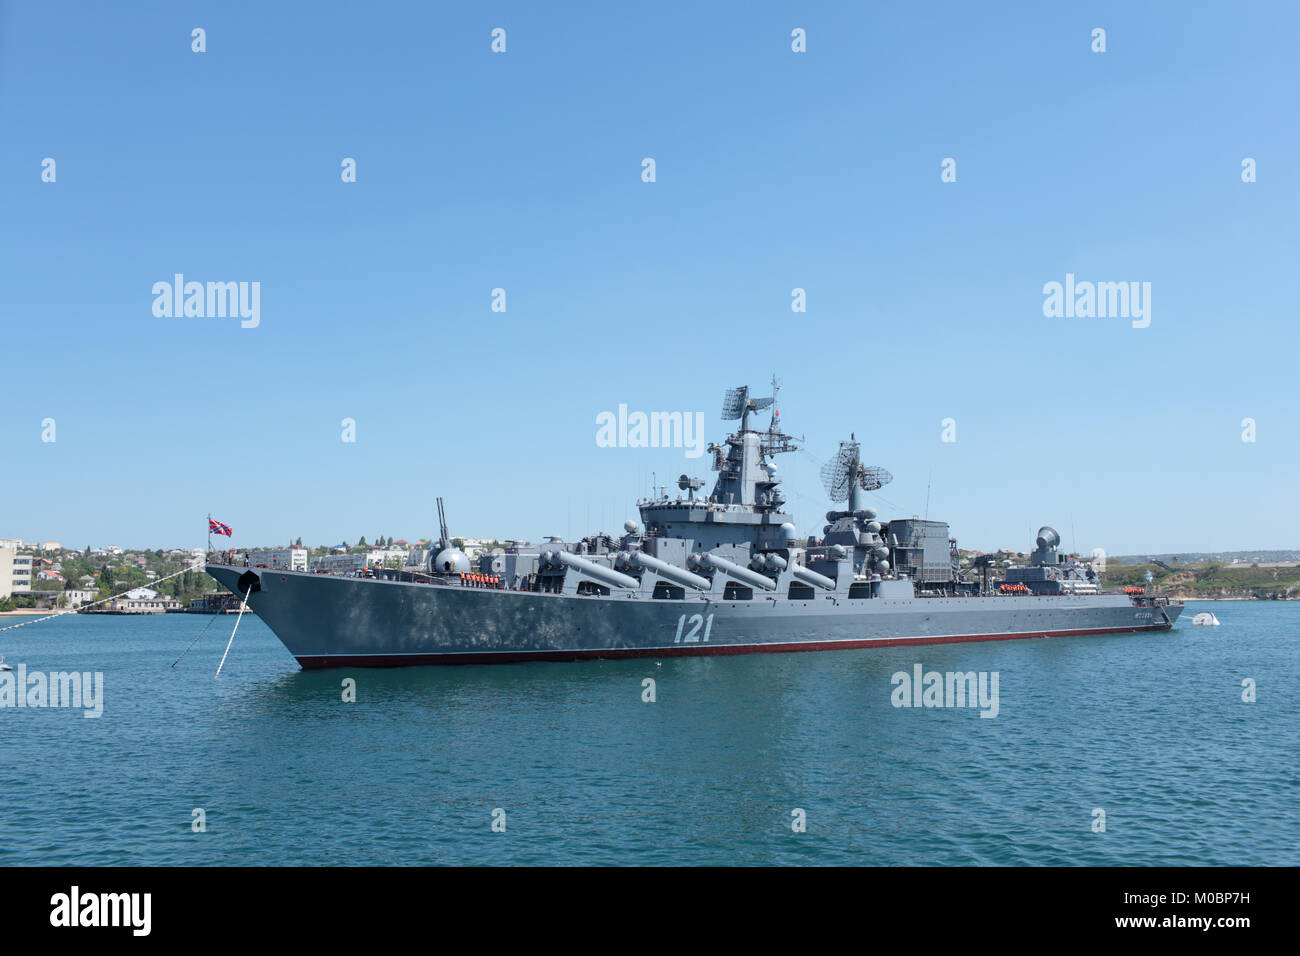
209,518,233,537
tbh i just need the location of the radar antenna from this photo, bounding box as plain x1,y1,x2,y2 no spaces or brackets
677,474,705,500
721,385,775,430
819,437,893,505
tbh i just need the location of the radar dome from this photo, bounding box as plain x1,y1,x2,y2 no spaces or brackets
1036,526,1060,549
624,519,640,534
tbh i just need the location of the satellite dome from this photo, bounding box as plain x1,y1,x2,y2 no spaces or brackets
624,519,640,534
780,522,797,541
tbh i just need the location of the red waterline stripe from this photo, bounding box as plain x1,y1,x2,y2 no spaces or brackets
295,623,1173,668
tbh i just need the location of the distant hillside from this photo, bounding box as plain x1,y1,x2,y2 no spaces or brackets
1101,562,1300,601
1110,551,1300,566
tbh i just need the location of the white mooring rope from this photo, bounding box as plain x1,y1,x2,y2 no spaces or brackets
214,582,253,680
0,563,203,633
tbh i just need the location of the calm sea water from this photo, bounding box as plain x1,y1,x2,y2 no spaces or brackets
0,602,1295,866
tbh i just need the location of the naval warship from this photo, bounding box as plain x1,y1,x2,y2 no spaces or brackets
207,384,1182,667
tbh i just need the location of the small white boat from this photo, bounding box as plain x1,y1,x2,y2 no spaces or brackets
1191,611,1221,626
0,656,12,671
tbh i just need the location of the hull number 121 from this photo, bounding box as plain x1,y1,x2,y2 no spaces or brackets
674,613,715,643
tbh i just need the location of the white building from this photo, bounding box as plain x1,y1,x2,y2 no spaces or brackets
63,588,98,608
0,547,33,598
366,547,412,568
108,594,181,614
245,548,308,572
310,553,367,573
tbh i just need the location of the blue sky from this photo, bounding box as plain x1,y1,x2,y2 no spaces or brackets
1,1,1296,555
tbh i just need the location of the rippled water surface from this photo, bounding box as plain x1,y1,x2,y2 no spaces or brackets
0,601,1295,865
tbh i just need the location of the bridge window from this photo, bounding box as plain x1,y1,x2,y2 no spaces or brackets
848,582,873,599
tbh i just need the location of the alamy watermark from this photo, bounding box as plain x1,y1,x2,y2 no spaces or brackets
1042,273,1150,329
152,274,260,328
596,405,706,459
1,665,104,718
891,663,999,718
50,886,150,936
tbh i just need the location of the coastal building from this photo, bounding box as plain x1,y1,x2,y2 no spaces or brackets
245,547,308,572
366,547,411,568
63,588,98,608
187,592,247,613
0,547,33,598
40,541,62,551
106,594,182,614
308,548,417,573
309,553,367,573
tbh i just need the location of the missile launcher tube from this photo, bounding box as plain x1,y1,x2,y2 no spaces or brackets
630,551,711,591
554,550,639,590
700,553,777,591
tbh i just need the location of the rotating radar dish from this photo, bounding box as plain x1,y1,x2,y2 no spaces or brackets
820,439,894,502
721,387,747,420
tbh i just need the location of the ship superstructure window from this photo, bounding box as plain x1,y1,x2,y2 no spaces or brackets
848,583,873,599
787,582,815,600
652,582,685,600
723,583,752,601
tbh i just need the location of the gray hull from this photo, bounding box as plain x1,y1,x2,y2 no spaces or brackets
207,564,1182,668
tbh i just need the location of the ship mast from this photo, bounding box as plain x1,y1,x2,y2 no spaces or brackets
709,382,798,509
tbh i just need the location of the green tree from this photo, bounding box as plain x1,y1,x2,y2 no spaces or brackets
358,536,368,548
